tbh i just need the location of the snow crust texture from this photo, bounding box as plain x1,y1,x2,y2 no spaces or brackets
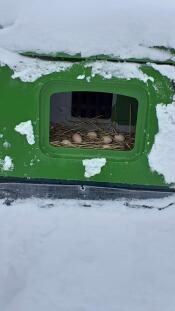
149,99,175,184
82,158,106,178
0,197,175,311
0,48,154,83
15,120,35,145
0,0,175,62
86,61,154,82
0,155,14,171
0,48,73,82
150,64,175,82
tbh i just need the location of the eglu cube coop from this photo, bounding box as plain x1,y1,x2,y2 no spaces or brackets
0,52,175,199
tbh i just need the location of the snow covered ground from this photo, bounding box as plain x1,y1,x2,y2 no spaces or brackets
0,196,175,311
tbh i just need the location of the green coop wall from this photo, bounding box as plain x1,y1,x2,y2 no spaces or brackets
0,61,174,189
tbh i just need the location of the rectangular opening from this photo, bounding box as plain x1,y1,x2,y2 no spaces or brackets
49,91,138,151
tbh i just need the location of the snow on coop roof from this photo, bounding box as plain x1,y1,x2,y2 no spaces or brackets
0,0,175,62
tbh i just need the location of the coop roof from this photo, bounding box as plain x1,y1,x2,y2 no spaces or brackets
0,0,175,64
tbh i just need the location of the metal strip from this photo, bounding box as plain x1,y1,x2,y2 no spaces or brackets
0,182,173,200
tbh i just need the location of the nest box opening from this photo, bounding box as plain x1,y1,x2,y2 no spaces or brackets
49,91,138,151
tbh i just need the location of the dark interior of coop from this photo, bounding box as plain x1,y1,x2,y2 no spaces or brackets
49,91,138,151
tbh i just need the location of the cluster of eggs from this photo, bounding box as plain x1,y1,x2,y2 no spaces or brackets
102,133,125,149
61,131,125,148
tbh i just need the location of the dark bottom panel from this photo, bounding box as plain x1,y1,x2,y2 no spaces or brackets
0,181,174,201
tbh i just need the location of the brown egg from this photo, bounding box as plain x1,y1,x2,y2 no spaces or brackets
102,135,112,144
102,144,111,149
113,134,125,142
61,139,72,146
72,133,82,144
87,131,98,139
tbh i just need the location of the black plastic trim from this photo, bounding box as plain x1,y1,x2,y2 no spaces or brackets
0,177,174,200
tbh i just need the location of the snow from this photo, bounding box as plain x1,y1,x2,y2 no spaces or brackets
148,99,175,185
0,48,73,82
86,61,154,82
0,2,175,83
0,48,155,83
0,155,14,171
0,0,175,62
149,63,175,82
77,75,85,80
0,196,175,311
15,120,35,145
82,158,106,178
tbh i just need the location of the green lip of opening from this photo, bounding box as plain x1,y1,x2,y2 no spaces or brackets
20,46,175,65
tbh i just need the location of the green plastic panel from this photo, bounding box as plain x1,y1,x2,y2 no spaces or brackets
0,62,174,189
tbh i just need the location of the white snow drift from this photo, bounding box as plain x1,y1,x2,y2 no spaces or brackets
0,0,175,62
149,99,175,185
0,48,73,82
85,61,154,82
0,197,175,311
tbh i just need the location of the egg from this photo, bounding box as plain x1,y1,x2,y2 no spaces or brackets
102,135,112,144
61,139,72,146
102,144,111,149
113,134,125,142
72,133,82,144
87,131,97,139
